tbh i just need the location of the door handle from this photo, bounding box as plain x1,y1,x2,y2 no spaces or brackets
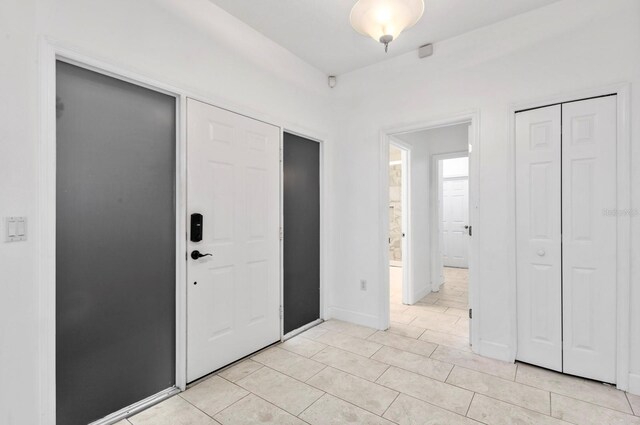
191,250,212,260
537,249,546,257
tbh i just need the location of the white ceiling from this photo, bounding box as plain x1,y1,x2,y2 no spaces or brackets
209,0,561,75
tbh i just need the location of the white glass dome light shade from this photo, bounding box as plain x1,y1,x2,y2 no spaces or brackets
350,0,424,47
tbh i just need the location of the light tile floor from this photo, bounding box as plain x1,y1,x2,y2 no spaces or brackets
119,267,640,425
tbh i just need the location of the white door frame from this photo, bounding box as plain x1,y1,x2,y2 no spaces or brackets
37,38,329,424
430,151,469,292
507,84,631,391
281,129,326,341
388,139,411,305
379,110,480,354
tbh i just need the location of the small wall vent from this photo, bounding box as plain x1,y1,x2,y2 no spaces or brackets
418,43,433,59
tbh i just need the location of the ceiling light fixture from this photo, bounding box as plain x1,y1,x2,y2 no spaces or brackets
350,0,424,52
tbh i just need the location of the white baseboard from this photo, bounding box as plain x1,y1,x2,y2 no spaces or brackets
628,373,640,396
476,340,513,363
326,306,380,330
411,285,431,305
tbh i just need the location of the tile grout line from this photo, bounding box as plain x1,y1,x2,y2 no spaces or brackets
625,392,636,416
513,365,636,414
548,390,640,418
465,392,476,417
294,392,324,422
439,365,596,418
380,392,401,418
408,364,562,419
372,377,481,422
368,343,385,358
246,388,316,424
303,391,399,423
307,366,400,417
178,387,251,423
473,393,570,421
225,363,323,421
304,364,328,383
443,361,455,383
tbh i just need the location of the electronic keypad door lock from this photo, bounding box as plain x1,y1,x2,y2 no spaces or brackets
190,213,203,242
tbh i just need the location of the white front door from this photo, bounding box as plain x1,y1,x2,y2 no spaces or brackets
562,96,617,383
442,177,469,268
515,105,563,372
186,98,281,382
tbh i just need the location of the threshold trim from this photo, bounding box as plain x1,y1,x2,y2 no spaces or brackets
88,386,180,425
283,318,324,341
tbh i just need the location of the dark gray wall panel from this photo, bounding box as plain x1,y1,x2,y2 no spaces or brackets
56,61,176,425
283,133,320,334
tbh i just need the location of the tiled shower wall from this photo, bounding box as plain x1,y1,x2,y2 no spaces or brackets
389,163,402,263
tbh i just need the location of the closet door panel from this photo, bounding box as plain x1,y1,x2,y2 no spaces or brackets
562,96,617,383
515,105,563,371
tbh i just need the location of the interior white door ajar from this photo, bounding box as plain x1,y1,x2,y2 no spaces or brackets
187,98,281,382
442,177,469,268
515,105,563,372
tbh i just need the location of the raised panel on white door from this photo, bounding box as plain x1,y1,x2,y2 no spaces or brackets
515,105,562,371
529,162,555,239
187,98,280,382
199,266,234,340
208,162,235,242
562,96,617,383
246,167,268,239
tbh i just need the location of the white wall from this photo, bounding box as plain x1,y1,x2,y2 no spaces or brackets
394,124,469,302
0,1,335,424
3,1,640,422
326,0,640,391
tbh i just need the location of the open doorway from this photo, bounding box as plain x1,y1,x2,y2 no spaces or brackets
384,119,477,351
427,153,471,343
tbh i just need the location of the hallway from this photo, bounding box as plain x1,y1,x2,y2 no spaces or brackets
390,266,470,350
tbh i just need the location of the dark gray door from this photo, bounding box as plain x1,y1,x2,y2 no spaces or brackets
56,61,176,425
283,133,320,334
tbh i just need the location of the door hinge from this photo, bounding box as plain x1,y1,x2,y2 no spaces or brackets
469,308,472,319
280,227,284,240
280,306,283,319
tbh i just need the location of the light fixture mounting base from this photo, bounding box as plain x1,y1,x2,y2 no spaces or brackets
379,34,394,52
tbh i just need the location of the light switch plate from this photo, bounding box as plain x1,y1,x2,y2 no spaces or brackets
5,217,27,242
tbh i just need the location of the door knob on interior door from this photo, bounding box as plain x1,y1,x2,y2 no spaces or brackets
537,249,546,257
191,250,212,260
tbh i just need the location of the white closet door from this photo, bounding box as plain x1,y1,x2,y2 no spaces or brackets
562,96,617,383
515,105,562,371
